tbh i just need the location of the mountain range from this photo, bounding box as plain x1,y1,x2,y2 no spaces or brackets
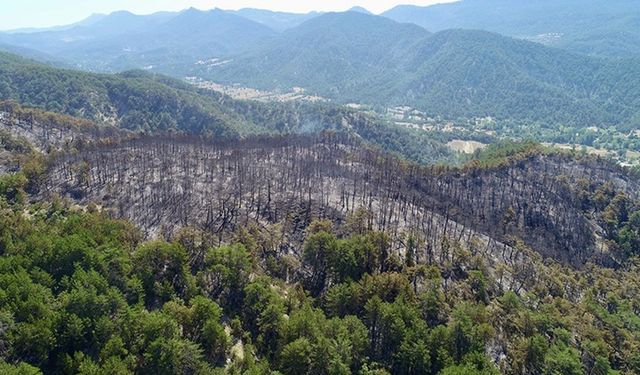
207,12,640,127
0,9,276,72
1,2,639,129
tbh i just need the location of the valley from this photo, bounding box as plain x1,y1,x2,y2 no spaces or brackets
189,77,640,167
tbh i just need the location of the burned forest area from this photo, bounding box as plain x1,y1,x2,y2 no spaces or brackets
43,132,639,269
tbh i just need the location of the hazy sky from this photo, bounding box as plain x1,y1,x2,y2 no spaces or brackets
0,0,456,31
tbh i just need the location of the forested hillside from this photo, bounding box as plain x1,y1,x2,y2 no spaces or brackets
1,120,639,373
208,11,430,92
0,68,453,164
202,12,428,96
0,51,257,136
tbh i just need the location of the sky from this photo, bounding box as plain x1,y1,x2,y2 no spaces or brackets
0,0,456,31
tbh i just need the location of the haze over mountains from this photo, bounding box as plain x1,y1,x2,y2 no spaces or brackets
0,9,277,72
227,8,322,32
1,1,638,131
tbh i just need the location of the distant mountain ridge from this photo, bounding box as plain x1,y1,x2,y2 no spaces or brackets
209,12,430,91
0,8,278,73
382,0,640,58
1,13,107,34
3,1,638,60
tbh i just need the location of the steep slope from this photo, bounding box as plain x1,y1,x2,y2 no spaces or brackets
384,29,637,125
382,0,640,58
208,12,431,99
208,18,640,127
0,51,256,136
0,100,124,154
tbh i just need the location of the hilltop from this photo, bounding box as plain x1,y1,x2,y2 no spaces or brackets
33,132,638,269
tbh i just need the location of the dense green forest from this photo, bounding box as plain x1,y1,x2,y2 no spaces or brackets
0,51,255,137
